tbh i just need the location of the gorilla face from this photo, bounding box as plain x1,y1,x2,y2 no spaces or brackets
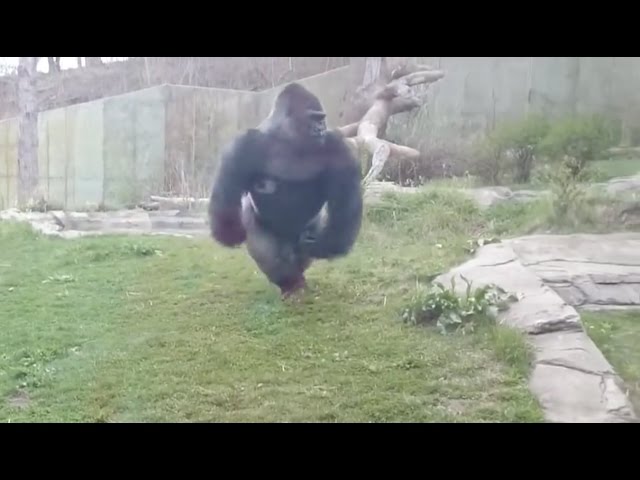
304,109,327,144
262,82,329,149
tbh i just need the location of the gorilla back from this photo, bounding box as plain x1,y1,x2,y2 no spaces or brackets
208,82,363,297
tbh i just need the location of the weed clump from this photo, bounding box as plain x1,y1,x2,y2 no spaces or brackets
401,275,519,335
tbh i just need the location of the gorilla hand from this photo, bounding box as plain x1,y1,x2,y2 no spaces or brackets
211,208,246,247
298,154,363,260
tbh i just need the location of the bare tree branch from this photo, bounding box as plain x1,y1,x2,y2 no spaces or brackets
48,57,61,73
338,57,445,187
86,57,103,67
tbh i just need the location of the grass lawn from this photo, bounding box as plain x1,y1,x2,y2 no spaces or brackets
591,157,640,180
0,190,543,422
582,310,640,413
504,157,640,192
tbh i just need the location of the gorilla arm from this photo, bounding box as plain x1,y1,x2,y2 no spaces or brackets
302,134,364,259
208,129,263,247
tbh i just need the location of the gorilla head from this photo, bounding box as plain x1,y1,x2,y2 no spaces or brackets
260,83,328,148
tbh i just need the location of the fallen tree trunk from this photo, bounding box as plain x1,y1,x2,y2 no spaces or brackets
338,58,445,188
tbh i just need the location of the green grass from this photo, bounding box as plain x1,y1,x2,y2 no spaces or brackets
0,189,544,422
503,157,639,191
591,157,640,180
582,310,640,413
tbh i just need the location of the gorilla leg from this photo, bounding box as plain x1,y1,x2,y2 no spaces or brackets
241,195,312,297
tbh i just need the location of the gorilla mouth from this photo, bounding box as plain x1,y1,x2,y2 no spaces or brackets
313,130,327,141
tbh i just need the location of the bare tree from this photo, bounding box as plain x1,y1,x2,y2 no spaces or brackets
47,57,61,73
85,57,103,67
338,57,445,187
17,57,40,207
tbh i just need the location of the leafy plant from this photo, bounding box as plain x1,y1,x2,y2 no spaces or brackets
540,115,619,178
536,156,597,226
401,275,520,335
471,115,550,185
470,135,509,185
495,115,550,183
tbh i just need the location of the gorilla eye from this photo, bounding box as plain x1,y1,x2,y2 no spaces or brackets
309,111,326,121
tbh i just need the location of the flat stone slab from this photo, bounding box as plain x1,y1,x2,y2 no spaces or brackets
0,208,210,238
363,182,549,208
530,329,635,422
462,187,549,208
434,241,637,423
435,243,582,334
595,174,640,196
505,234,640,308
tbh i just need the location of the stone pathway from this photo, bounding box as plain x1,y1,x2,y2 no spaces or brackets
435,234,640,423
0,208,210,239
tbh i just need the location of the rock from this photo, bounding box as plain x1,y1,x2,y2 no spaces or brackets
7,390,31,410
149,216,207,231
434,242,582,334
58,210,153,231
579,304,640,312
505,233,640,308
434,237,639,423
138,201,160,211
532,330,615,374
529,364,634,423
148,195,210,211
530,330,635,423
618,201,640,226
462,187,513,208
363,181,549,208
0,208,64,236
462,187,550,208
606,146,640,157
0,207,209,238
604,175,640,196
363,181,418,203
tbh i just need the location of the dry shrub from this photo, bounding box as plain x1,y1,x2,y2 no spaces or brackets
381,104,484,186
382,124,475,186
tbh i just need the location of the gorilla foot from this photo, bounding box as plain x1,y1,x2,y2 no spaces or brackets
279,276,307,301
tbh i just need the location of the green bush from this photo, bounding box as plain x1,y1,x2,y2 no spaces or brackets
543,157,590,223
540,115,619,177
471,115,550,185
535,156,608,228
470,135,508,185
495,115,550,183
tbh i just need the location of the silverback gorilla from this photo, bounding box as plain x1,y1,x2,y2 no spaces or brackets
208,83,363,299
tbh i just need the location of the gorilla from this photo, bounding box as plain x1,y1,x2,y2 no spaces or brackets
208,82,363,299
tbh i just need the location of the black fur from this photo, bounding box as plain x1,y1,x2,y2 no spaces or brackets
208,83,363,295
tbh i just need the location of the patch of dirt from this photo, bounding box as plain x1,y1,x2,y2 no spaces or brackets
7,390,31,409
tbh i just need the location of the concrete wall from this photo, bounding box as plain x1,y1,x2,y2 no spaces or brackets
162,67,351,197
0,117,18,210
388,57,640,144
163,85,260,197
2,59,639,210
0,85,167,210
